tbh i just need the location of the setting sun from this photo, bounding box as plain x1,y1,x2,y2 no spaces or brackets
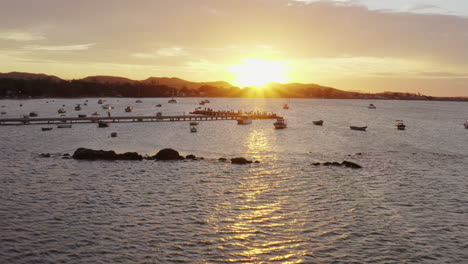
229,58,289,88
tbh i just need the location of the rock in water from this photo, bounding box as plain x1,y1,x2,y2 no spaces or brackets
231,157,253,164
72,148,142,160
186,154,196,160
342,160,362,169
153,148,184,160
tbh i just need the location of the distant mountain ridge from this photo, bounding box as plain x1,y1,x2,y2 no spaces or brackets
0,71,63,82
1,71,463,101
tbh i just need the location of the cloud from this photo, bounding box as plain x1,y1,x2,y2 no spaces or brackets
24,43,95,51
0,30,45,41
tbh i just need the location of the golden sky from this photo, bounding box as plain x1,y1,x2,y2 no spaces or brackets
1,0,468,96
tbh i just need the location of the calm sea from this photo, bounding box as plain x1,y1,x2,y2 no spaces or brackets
1,98,467,263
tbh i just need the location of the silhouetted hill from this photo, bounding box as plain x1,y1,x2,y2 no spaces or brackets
0,71,465,101
143,77,233,90
81,76,136,84
0,72,63,82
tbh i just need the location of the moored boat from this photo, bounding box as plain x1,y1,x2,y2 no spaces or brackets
125,106,133,112
465,121,468,129
395,120,406,130
75,104,81,111
41,127,53,131
368,104,376,109
78,114,87,118
274,117,287,129
57,108,66,114
190,125,197,132
57,124,72,128
283,103,289,109
98,121,110,128
313,120,324,126
190,121,199,126
29,112,38,117
156,104,162,107
350,126,367,131
135,100,143,103
237,117,252,125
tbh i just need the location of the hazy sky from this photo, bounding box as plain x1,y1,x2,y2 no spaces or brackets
1,0,468,96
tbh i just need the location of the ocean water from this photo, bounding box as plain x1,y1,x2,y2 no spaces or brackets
1,98,467,263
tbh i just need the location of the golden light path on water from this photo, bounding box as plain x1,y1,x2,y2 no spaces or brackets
208,126,307,263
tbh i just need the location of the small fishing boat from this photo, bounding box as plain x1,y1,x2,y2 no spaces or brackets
274,117,287,129
190,125,197,133
350,126,367,131
190,121,199,126
78,114,87,118
57,108,66,114
156,104,162,107
41,127,53,131
465,121,468,129
91,112,100,116
313,120,324,126
102,104,113,110
135,100,143,103
57,124,72,128
97,99,104,104
29,112,38,117
1,111,6,115
368,104,376,109
199,101,205,105
395,120,406,130
74,104,81,111
283,103,289,110
237,117,252,125
110,132,117,137
125,106,133,112
98,121,110,128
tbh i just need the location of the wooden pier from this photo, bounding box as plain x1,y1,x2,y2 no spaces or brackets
0,113,279,126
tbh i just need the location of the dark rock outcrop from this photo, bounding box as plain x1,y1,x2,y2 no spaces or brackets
342,160,362,169
186,154,196,160
231,157,253,164
312,162,321,166
153,148,184,160
72,148,143,160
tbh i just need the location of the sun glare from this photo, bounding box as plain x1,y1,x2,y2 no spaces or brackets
229,58,289,88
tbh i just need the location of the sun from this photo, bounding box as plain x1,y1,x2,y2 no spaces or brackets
229,58,289,87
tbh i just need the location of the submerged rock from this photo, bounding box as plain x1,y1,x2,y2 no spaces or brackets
231,157,253,164
342,160,362,169
186,154,196,160
72,148,142,161
153,148,184,160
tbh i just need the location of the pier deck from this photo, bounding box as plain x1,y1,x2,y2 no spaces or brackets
0,113,279,126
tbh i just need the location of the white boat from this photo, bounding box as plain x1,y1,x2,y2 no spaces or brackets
274,118,287,129
395,120,406,130
368,104,376,109
237,117,252,125
168,88,178,103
